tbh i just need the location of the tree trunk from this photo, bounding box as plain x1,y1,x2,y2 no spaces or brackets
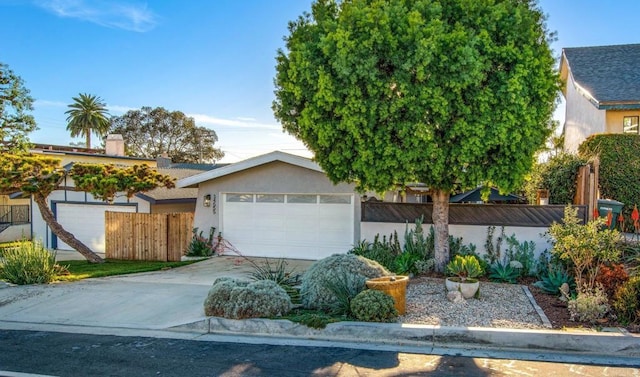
431,189,451,273
85,132,91,149
33,192,104,264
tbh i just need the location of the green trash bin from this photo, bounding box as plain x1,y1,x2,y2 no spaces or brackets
597,199,624,229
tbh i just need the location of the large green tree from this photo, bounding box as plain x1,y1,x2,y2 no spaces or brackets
109,106,224,163
65,93,110,149
0,62,37,152
0,154,175,263
273,0,559,271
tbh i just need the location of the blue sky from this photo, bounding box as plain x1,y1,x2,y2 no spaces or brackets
1,1,639,163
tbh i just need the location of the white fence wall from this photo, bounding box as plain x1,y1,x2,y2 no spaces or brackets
0,224,31,243
361,222,552,259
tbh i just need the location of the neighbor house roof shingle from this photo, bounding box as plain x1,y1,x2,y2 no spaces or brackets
136,168,204,203
562,43,640,109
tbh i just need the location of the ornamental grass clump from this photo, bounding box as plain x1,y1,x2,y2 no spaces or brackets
0,240,58,285
300,254,389,311
350,289,398,322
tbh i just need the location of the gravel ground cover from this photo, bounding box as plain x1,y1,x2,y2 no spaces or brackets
398,277,546,329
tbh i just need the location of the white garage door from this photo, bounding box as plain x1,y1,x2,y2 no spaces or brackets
55,203,137,253
222,193,354,259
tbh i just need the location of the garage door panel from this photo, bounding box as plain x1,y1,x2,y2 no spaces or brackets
222,193,353,259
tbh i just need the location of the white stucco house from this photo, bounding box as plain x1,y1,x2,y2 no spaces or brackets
177,151,360,260
561,43,640,152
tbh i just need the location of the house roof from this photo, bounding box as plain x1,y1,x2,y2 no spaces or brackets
561,43,640,109
31,144,155,162
136,168,205,203
449,186,526,204
177,151,321,188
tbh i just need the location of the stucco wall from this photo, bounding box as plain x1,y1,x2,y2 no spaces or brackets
31,189,150,249
564,74,606,152
361,222,552,260
150,202,195,214
0,224,31,243
606,110,640,133
193,161,360,244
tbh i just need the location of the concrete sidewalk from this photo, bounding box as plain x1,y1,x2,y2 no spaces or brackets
0,255,638,365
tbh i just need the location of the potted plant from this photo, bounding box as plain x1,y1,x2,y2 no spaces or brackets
445,255,483,298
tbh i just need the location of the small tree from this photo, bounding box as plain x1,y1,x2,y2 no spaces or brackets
273,0,560,271
0,154,175,263
0,62,37,152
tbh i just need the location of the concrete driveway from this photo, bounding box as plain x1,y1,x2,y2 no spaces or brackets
0,255,313,330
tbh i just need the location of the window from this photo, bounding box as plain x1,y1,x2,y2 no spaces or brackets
319,195,351,204
226,194,253,202
623,116,639,134
287,194,317,204
256,194,285,203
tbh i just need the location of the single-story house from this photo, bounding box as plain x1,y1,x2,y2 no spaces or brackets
177,151,360,260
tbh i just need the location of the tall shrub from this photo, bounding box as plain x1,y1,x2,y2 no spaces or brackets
579,134,640,231
523,153,587,205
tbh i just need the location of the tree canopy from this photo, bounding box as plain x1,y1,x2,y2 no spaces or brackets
109,106,224,163
274,0,559,271
65,93,110,149
0,153,176,263
0,62,37,152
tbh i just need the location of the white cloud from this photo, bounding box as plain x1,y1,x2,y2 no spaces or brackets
34,0,158,32
34,99,67,107
107,104,136,114
189,113,281,131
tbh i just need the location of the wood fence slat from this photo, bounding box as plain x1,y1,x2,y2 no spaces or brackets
105,212,193,261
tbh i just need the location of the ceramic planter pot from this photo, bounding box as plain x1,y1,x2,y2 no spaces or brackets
366,275,409,314
445,277,479,299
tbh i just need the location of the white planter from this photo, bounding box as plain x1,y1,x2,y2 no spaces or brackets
445,277,480,299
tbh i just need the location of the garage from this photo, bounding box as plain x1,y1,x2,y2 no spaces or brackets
222,193,354,259
178,151,360,260
54,203,137,253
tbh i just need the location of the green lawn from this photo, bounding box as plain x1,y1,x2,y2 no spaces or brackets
55,259,200,282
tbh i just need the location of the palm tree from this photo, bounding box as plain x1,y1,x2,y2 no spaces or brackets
65,93,110,149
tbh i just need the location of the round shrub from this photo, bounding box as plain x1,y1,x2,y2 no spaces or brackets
350,289,398,322
203,278,292,319
203,278,248,317
300,253,389,310
231,280,292,319
613,276,640,325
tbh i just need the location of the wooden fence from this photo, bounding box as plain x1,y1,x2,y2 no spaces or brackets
105,212,193,261
362,202,588,226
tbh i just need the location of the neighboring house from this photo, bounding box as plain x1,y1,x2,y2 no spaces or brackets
560,43,640,152
5,135,213,253
177,151,360,260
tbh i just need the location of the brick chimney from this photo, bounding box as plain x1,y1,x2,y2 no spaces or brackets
105,134,125,156
156,152,172,168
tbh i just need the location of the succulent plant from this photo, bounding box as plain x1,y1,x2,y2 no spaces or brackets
350,289,398,322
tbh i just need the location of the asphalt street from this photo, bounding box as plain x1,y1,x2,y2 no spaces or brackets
1,330,639,377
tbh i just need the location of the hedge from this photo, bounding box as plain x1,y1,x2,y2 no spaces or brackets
524,153,587,205
579,134,640,231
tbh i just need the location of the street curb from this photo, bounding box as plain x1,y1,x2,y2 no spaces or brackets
170,317,640,357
